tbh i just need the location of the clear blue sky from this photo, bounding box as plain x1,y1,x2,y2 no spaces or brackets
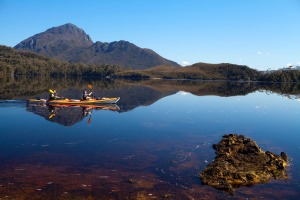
0,0,299,70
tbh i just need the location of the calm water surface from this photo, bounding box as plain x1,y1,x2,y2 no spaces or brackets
0,80,299,199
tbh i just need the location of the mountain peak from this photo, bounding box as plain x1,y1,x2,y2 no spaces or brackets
45,23,90,39
14,23,93,57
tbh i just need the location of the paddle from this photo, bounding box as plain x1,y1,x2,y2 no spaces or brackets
87,84,94,99
88,114,92,123
88,108,94,123
49,114,55,119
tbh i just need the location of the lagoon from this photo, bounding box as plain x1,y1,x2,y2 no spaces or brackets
0,78,299,199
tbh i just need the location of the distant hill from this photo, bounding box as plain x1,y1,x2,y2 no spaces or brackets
14,23,180,69
117,62,300,82
117,62,261,81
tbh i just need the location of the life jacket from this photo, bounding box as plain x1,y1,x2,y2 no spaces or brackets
82,93,88,100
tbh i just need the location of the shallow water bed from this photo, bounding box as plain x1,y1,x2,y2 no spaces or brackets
0,81,299,199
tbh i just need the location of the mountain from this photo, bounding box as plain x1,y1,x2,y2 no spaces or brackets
14,23,93,57
14,23,180,69
65,40,180,70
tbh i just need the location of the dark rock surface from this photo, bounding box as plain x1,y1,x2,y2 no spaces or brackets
199,134,288,192
70,40,180,70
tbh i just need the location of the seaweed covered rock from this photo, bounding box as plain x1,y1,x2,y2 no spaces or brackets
199,134,288,192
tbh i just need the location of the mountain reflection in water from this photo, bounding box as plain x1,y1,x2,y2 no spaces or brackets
0,77,300,199
26,104,120,126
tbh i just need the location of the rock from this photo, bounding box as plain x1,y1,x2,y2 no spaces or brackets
127,178,137,184
199,134,288,192
161,194,172,198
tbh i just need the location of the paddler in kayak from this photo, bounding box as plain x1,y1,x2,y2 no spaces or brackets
82,106,92,116
82,91,94,100
48,105,57,118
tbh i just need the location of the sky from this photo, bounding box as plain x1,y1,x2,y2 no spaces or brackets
0,0,299,70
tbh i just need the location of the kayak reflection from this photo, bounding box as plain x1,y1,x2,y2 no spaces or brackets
26,103,120,126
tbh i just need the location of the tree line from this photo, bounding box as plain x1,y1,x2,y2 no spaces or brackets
0,45,122,77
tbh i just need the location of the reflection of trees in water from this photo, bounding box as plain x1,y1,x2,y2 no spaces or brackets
0,76,118,100
3,77,300,112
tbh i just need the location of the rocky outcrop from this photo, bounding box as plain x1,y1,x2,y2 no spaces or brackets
199,134,288,192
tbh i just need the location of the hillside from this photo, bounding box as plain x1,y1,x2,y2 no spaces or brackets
0,45,121,76
116,63,261,81
116,62,300,82
14,23,180,69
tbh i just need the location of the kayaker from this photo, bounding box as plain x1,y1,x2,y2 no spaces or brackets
82,91,93,100
82,106,92,116
48,105,57,118
48,90,59,101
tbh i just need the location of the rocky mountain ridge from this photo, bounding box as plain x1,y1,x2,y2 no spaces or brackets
14,23,180,69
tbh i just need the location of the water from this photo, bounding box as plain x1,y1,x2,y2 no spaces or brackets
0,78,300,199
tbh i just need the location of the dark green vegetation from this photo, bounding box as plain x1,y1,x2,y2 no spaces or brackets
14,23,180,69
262,70,300,82
0,45,121,77
116,63,259,81
116,63,300,82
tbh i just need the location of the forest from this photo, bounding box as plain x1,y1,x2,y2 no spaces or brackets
0,45,122,77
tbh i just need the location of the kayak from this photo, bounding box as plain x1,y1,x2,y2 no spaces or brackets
27,97,120,105
28,103,120,111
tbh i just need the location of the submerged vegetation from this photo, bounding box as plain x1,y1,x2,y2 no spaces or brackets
1,45,300,82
